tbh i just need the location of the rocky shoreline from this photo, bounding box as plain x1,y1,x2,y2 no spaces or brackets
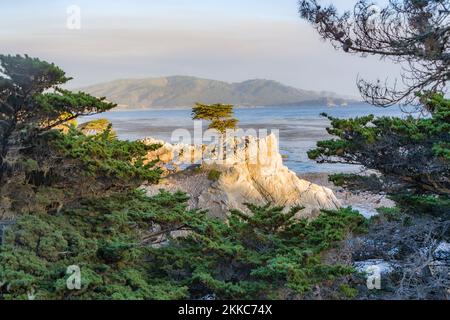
301,172,395,218
142,134,341,219
141,134,394,220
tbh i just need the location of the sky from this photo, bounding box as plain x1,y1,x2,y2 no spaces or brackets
0,0,398,96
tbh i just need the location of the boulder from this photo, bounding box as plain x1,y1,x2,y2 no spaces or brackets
354,259,398,276
433,242,450,261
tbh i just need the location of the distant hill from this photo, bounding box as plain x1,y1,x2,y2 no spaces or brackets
80,76,360,109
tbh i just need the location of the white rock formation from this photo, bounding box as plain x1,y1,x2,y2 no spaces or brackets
142,134,340,219
354,259,398,276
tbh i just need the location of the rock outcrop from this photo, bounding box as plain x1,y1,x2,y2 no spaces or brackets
142,134,340,219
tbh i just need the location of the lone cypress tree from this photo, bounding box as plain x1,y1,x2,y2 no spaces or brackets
192,103,239,162
191,103,238,135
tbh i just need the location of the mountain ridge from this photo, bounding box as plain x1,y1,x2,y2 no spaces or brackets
80,76,361,109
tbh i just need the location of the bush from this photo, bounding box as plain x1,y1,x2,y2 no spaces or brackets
147,204,367,300
0,193,367,300
207,169,222,181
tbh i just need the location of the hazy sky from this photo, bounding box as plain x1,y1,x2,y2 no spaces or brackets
1,0,398,96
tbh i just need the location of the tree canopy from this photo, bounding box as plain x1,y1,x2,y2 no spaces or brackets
299,0,449,107
302,1,449,299
192,103,238,134
0,55,116,185
309,93,449,203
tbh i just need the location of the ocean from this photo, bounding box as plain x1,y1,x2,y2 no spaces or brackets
80,104,409,174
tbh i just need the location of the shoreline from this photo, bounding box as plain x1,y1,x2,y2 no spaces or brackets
97,103,366,112
301,172,395,218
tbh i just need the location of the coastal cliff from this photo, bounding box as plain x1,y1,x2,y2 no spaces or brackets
142,134,340,219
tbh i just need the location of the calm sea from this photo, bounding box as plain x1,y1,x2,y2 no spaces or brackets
80,104,408,173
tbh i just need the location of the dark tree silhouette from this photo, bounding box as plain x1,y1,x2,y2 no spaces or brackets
299,0,449,107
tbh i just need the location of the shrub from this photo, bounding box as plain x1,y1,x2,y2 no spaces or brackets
207,169,222,182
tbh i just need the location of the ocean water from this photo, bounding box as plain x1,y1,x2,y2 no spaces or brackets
80,104,408,174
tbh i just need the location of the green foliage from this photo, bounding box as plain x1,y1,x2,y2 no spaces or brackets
0,54,115,133
0,54,70,92
0,191,193,300
390,194,450,218
207,169,222,181
0,192,366,300
54,126,161,184
148,204,367,300
370,207,414,227
20,158,39,173
339,284,358,299
78,119,115,137
0,55,116,186
329,173,385,193
192,103,238,134
35,89,116,130
309,93,450,207
192,103,234,120
209,118,239,135
0,54,166,215
373,207,403,222
329,174,350,187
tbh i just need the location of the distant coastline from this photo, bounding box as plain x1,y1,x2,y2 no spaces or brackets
108,101,366,112
80,75,362,110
